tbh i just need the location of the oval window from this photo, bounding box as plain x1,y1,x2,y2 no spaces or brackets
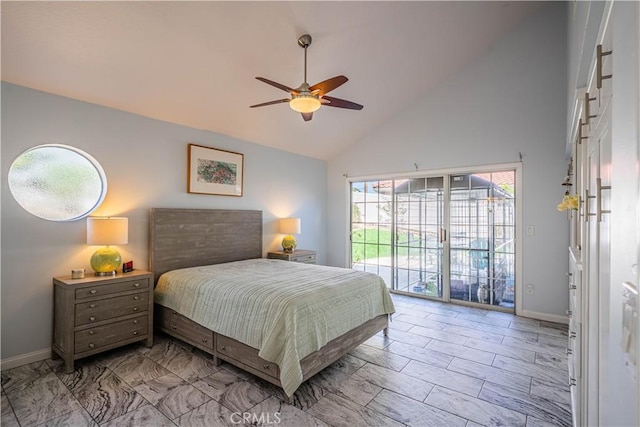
8,144,107,221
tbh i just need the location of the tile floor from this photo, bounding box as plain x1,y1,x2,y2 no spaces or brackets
1,294,571,426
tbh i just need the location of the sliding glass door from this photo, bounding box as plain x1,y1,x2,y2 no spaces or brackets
350,168,516,311
351,180,393,287
449,171,515,308
393,177,445,298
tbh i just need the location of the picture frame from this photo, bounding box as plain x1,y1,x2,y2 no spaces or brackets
187,143,244,196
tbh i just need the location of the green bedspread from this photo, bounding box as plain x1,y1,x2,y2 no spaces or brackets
154,258,395,396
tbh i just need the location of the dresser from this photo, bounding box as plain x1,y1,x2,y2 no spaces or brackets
52,270,154,373
267,249,316,264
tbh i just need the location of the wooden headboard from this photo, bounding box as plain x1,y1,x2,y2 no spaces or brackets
149,208,263,284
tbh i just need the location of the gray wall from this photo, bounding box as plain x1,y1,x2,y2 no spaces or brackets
326,4,569,318
1,83,327,360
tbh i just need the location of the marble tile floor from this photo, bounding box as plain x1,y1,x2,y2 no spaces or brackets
1,294,571,426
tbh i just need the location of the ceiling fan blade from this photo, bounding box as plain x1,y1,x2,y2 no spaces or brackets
309,75,348,96
322,96,363,110
250,99,290,108
255,77,297,94
301,112,313,122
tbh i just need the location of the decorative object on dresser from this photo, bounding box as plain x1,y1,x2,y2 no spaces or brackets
278,217,301,253
122,260,134,273
187,143,244,197
267,249,316,264
86,216,128,276
52,270,153,373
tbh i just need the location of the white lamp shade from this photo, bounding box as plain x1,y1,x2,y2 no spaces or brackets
290,96,321,113
87,217,128,245
279,217,301,235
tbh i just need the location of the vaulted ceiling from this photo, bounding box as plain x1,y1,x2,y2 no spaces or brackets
1,1,543,160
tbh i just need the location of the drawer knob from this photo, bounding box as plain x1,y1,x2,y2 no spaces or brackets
133,283,140,288
89,316,96,322
263,364,270,370
89,330,95,335
89,343,95,349
89,304,96,309
570,378,577,387
133,307,139,312
202,338,208,343
221,345,226,350
133,296,140,300
133,331,138,336
90,290,97,294
133,320,138,324
171,324,177,330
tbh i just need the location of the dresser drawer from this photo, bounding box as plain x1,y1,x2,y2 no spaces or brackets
217,334,279,379
292,253,316,263
75,315,148,354
171,312,214,351
75,277,149,299
267,250,316,264
155,305,213,350
75,292,148,326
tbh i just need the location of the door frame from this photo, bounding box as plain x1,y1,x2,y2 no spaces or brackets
346,162,523,315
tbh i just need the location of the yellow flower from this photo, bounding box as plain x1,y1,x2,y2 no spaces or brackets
557,194,579,211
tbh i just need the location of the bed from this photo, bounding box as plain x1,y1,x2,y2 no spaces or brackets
149,208,394,397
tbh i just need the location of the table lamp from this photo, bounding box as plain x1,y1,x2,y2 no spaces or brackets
279,217,301,253
87,217,128,276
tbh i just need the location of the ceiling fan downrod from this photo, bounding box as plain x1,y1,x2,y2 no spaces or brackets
298,34,312,84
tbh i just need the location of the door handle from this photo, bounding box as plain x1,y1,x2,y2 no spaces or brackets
439,228,447,243
597,44,612,89
596,178,611,222
584,189,596,222
584,92,597,125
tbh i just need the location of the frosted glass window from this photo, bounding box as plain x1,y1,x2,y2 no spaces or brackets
8,144,107,221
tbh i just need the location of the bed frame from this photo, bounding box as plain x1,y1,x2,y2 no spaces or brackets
149,208,388,397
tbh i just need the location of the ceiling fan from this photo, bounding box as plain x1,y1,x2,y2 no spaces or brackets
250,34,363,122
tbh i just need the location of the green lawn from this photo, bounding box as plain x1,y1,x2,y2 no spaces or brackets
351,228,410,262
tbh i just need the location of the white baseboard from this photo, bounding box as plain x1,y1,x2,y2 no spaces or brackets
520,309,569,325
0,347,51,370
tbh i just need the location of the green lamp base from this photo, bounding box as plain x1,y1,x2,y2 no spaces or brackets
90,246,122,276
282,235,297,253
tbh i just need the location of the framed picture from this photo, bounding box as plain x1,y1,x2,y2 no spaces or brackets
188,143,244,196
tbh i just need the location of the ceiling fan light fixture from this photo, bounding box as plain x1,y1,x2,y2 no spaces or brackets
252,34,362,121
290,95,321,113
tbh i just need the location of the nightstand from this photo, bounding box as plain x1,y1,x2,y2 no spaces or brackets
267,249,316,264
52,269,154,373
